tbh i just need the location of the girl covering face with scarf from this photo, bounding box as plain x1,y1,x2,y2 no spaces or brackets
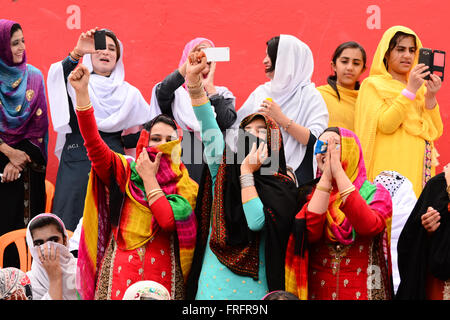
285,127,393,300
69,64,198,300
25,213,78,300
354,26,443,198
0,19,48,268
184,50,301,300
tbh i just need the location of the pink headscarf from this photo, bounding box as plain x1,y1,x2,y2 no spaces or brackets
178,37,215,68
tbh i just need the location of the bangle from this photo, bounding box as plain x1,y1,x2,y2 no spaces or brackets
340,185,356,198
284,119,293,131
75,102,93,111
316,184,332,193
240,173,255,189
186,76,202,89
146,188,164,200
401,88,416,100
68,53,79,64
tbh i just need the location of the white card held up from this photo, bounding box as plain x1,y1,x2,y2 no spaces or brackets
202,47,230,62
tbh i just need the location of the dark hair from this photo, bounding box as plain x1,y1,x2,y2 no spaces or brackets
10,23,22,37
319,126,341,138
102,29,121,62
29,217,66,241
143,114,177,133
383,31,416,70
266,36,280,73
263,290,299,300
327,41,367,101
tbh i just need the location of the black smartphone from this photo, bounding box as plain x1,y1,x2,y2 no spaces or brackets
418,48,446,81
94,30,106,51
418,48,433,80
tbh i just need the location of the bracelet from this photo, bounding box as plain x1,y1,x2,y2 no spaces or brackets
75,102,93,111
284,119,293,131
240,173,255,189
68,53,79,64
340,185,356,198
186,76,202,89
146,188,164,200
316,184,332,193
446,184,450,199
401,88,416,101
0,138,3,146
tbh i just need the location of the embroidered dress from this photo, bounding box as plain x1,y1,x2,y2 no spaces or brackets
186,103,300,300
285,128,393,300
75,108,198,300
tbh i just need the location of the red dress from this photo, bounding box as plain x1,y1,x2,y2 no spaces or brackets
77,108,183,300
305,191,392,300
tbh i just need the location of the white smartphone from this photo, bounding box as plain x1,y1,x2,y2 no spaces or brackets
202,47,230,62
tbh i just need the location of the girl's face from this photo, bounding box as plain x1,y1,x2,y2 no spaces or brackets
148,122,178,147
91,36,118,76
244,117,267,140
385,36,416,77
263,49,274,80
10,29,25,64
316,131,340,173
332,48,365,90
31,224,65,247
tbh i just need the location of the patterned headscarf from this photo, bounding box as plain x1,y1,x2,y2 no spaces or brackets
0,19,48,160
0,267,33,300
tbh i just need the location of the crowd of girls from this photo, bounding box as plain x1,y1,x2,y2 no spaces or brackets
0,18,447,300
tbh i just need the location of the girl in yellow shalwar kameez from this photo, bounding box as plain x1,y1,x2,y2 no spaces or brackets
318,41,367,131
355,26,443,197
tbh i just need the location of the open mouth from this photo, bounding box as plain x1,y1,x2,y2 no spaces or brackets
99,58,110,63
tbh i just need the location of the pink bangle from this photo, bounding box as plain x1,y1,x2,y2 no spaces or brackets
401,88,416,100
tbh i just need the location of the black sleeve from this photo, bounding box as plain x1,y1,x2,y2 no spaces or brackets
295,132,317,185
62,55,79,83
122,132,141,149
155,69,185,118
209,94,237,131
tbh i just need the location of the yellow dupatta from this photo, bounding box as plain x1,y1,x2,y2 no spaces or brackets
354,26,442,176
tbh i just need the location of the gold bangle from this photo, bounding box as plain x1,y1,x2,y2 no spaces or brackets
316,184,332,193
146,189,164,200
75,102,92,111
186,76,202,89
340,185,356,198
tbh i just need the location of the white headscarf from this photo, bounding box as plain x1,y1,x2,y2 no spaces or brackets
47,37,152,159
25,213,78,300
374,171,417,294
149,81,234,134
228,34,328,173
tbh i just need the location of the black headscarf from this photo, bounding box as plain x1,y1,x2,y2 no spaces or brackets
186,113,301,299
396,172,450,299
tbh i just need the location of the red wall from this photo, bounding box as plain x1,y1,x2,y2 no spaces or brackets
4,0,449,183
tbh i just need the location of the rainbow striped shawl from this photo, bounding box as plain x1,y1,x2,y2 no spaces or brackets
76,138,198,300
285,128,392,299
